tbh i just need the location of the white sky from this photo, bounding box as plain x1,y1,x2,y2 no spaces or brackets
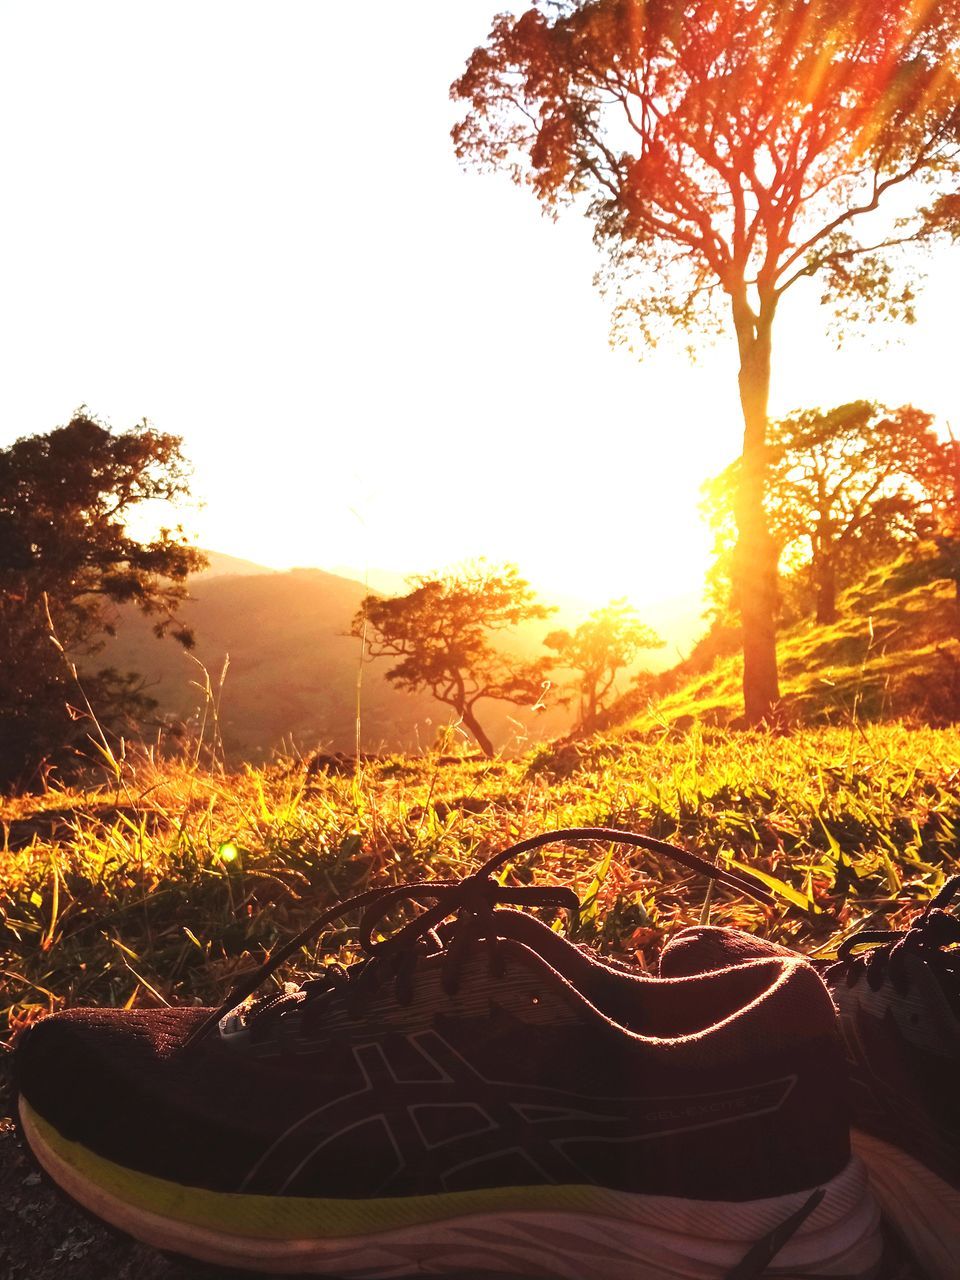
1,1,958,612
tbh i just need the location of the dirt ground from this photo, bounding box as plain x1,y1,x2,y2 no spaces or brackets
0,1115,927,1280
0,1118,230,1280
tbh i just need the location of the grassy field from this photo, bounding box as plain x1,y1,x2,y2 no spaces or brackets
3,719,959,1043
2,722,954,1277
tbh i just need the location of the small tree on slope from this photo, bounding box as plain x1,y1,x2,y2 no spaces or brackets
351,563,554,757
545,599,663,728
452,0,960,722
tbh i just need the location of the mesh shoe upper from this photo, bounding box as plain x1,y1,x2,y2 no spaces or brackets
16,905,851,1204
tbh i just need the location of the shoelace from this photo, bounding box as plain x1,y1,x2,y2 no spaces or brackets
725,1187,827,1280
825,873,960,999
184,825,773,1048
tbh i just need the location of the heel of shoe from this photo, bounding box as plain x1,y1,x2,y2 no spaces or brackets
852,1128,960,1280
744,1155,883,1278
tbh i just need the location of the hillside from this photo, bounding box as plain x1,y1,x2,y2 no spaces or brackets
625,545,960,732
91,555,705,765
96,566,575,761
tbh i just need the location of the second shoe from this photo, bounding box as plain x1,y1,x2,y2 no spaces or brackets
661,875,960,1280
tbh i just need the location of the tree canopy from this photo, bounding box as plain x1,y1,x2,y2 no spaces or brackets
351,563,554,757
453,0,960,722
544,598,662,727
703,401,949,624
0,411,206,788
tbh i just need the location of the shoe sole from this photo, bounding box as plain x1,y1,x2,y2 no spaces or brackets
852,1128,959,1280
20,1097,882,1279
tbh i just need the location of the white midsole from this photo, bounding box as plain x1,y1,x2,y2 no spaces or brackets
852,1128,959,1280
21,1099,883,1279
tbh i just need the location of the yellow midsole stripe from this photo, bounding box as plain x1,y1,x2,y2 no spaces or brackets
23,1100,611,1240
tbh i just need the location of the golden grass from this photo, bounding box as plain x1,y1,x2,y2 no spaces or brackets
3,720,959,1060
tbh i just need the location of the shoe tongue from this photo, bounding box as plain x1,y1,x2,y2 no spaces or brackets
659,926,793,977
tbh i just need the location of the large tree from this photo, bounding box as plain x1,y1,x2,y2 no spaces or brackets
0,411,206,787
704,402,949,624
452,0,960,722
544,598,662,727
928,430,960,603
351,563,554,756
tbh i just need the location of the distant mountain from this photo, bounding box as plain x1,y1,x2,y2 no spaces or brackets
193,550,276,579
97,565,574,762
328,565,410,597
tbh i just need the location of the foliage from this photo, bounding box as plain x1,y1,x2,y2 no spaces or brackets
703,402,950,624
544,598,663,727
927,431,960,598
0,412,206,790
351,563,555,757
452,0,960,347
452,0,960,723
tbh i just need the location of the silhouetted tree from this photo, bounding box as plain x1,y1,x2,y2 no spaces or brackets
544,599,662,727
703,402,948,625
930,431,960,603
351,563,554,756
0,411,206,788
453,0,960,722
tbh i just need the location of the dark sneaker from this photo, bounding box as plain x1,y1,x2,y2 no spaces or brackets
15,828,882,1279
661,878,960,1280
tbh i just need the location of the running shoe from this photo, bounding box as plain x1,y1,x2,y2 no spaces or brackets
661,877,960,1280
15,828,883,1279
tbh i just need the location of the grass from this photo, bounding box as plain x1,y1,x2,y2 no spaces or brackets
635,546,960,730
3,719,959,1054
1,712,953,1279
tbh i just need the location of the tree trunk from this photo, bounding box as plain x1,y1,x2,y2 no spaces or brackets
813,484,837,626
815,551,837,625
459,703,495,758
581,677,598,731
732,298,780,725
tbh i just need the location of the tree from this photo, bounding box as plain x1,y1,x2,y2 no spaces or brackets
351,563,554,757
929,430,960,603
0,411,206,788
452,0,960,722
544,598,662,727
703,402,949,625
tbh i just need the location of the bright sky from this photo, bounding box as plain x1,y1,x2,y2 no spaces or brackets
1,1,958,615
